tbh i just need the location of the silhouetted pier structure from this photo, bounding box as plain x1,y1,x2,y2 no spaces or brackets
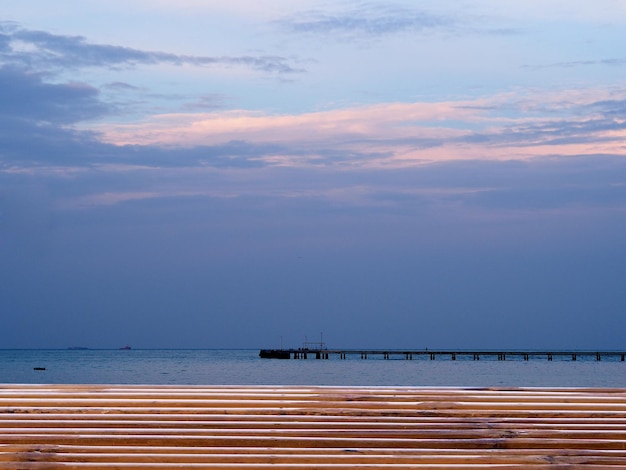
260,348,626,361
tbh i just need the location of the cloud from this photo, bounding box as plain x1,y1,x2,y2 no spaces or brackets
0,22,301,169
0,31,11,52
524,59,626,70
0,66,110,125
276,3,520,41
279,5,453,37
0,19,624,219
96,100,474,147
103,82,143,92
0,63,114,168
587,98,626,117
92,88,626,168
0,22,301,74
180,94,230,112
7,148,626,222
456,96,626,152
2,49,624,176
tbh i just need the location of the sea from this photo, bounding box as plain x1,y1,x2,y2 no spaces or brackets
1,349,626,388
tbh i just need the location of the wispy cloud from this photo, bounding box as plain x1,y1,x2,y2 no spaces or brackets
93,88,626,168
278,4,453,37
0,22,304,163
524,58,626,70
276,3,519,41
180,94,230,112
103,82,144,92
0,22,302,74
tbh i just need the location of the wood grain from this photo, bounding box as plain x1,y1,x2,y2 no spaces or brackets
2,385,626,468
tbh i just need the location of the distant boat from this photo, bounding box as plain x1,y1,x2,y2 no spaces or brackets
120,345,132,350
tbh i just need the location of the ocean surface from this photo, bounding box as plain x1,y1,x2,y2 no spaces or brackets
2,349,626,387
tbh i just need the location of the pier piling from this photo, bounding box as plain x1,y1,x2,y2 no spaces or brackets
261,348,626,362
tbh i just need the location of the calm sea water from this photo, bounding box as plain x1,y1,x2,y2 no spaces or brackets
1,349,625,387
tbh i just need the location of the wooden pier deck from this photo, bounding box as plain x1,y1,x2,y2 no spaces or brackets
3,384,626,468
260,348,626,361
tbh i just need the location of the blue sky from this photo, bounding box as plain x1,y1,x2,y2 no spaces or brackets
1,1,625,349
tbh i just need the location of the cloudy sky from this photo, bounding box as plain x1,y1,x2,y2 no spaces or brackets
1,0,625,350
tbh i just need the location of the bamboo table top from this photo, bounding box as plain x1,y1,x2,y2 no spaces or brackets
2,384,626,468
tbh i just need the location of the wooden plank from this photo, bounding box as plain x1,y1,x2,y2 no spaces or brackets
4,418,626,431
3,450,626,465
2,386,626,468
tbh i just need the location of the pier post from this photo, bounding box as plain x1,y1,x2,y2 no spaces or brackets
263,348,626,362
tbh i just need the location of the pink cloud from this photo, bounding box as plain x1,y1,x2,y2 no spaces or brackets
93,88,626,168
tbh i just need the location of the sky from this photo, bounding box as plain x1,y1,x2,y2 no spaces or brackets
1,0,625,350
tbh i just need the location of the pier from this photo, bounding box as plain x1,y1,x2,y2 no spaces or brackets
260,348,626,361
